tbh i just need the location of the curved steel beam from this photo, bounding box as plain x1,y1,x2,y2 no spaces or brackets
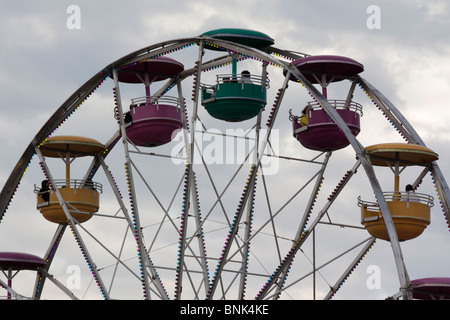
357,76,450,225
285,69,410,299
2,33,436,300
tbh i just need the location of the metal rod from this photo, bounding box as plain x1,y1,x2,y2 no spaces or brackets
112,68,153,299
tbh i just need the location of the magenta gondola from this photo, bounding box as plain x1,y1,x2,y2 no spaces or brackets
0,252,46,270
124,96,183,147
411,277,450,300
291,100,362,151
116,57,185,147
289,55,364,151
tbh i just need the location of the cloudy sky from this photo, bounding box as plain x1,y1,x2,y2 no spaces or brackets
1,0,450,301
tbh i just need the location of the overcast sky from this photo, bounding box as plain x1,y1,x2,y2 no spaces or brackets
1,0,450,301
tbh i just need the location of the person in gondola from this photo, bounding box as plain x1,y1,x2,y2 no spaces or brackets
39,179,50,202
84,178,95,190
241,70,253,84
402,184,419,202
299,106,309,127
124,111,132,124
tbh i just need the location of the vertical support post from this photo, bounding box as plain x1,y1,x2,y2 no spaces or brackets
65,150,71,187
174,40,205,300
7,269,12,300
232,56,237,77
238,114,262,300
177,77,211,295
144,73,151,101
394,156,401,201
112,68,152,299
238,62,268,299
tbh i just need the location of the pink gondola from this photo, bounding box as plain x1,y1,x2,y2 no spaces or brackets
292,100,362,151
116,57,184,147
288,55,364,151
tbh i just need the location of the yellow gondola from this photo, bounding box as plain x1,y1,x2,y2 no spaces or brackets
36,136,105,224
359,143,438,241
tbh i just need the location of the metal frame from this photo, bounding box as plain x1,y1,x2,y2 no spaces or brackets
0,34,448,300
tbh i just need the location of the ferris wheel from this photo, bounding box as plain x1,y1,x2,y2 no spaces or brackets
1,28,450,300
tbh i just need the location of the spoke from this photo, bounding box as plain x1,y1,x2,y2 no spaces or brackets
33,224,66,299
174,40,206,300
